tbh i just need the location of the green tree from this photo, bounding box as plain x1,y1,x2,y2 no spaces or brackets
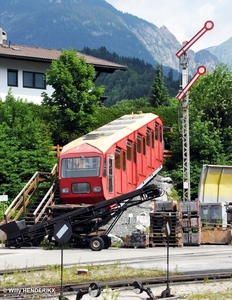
42,48,104,142
0,91,56,200
149,64,169,107
165,64,232,199
190,63,232,160
91,98,155,129
155,98,179,150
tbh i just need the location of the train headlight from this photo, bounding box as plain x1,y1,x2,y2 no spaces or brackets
61,188,69,194
93,186,102,193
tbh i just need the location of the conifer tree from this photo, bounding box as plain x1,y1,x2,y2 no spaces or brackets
149,64,169,107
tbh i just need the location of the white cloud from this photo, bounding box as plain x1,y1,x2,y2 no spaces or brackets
106,0,232,51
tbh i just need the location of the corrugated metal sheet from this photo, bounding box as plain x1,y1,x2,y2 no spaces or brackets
198,165,232,203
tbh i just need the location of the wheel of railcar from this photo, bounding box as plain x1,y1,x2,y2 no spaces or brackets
102,235,111,249
89,236,104,251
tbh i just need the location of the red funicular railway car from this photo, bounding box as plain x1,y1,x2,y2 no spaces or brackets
59,113,163,205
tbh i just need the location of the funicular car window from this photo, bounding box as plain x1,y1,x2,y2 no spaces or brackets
146,128,151,146
155,123,159,140
115,148,121,169
127,141,132,161
62,157,100,178
137,134,142,153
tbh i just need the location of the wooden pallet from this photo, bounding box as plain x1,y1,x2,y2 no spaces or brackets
150,212,182,226
150,231,183,247
150,231,182,238
149,240,183,247
150,223,182,234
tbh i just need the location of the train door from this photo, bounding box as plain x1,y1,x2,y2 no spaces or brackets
114,148,121,194
137,134,143,176
126,140,137,187
159,125,164,162
122,150,127,194
126,141,133,184
154,122,162,167
132,143,137,185
108,154,114,194
142,136,146,176
146,128,151,168
151,130,155,168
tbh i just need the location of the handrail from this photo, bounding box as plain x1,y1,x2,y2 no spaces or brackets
33,182,56,223
5,172,40,215
4,164,58,223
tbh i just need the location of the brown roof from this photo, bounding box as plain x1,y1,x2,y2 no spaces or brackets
0,43,128,73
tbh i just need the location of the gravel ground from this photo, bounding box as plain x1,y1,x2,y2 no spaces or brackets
108,175,173,239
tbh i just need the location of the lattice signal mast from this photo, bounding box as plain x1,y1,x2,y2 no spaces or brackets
175,21,214,201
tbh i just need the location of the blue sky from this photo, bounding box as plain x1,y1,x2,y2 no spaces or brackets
106,0,231,51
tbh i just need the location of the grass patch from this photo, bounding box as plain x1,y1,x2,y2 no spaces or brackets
0,262,166,289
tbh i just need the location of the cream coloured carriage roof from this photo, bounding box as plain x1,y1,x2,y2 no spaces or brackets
61,113,160,155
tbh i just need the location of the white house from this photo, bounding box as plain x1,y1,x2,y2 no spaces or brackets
0,28,127,104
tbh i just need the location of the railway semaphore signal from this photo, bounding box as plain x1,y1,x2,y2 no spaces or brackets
176,66,206,100
176,21,214,58
175,21,214,201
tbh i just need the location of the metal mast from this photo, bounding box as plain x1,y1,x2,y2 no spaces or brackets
180,49,191,201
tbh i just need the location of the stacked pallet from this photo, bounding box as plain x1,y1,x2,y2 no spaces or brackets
178,201,201,246
150,201,183,247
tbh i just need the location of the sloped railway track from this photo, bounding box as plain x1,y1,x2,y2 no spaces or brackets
0,271,232,299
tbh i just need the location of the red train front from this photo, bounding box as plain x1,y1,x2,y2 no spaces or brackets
58,113,163,206
59,143,105,204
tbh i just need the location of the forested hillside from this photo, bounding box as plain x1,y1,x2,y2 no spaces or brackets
1,0,182,70
81,47,179,106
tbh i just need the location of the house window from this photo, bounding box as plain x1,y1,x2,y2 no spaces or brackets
8,69,18,87
23,71,46,89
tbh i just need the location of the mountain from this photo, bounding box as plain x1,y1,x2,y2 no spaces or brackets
206,37,232,68
0,0,222,72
